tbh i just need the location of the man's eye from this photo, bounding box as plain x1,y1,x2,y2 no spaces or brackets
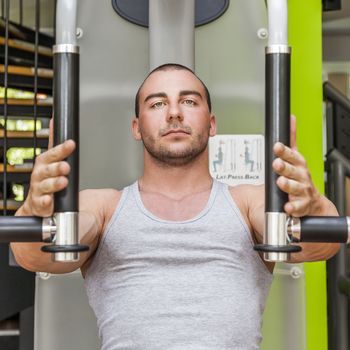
183,99,195,106
152,101,165,108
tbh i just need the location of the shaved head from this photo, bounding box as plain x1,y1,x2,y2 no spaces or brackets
135,63,211,118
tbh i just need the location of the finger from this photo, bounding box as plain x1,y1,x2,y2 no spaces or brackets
284,199,309,217
37,176,68,194
273,142,306,166
30,194,53,216
276,176,306,196
48,118,54,149
40,194,53,208
273,158,308,182
36,139,75,165
290,115,297,151
32,161,70,181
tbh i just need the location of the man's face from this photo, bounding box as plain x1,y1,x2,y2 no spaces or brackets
132,69,216,166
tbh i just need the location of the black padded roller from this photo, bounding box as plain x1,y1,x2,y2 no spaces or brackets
265,52,291,213
53,52,79,212
300,216,348,243
0,216,43,242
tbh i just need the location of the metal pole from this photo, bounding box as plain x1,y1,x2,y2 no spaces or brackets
327,160,349,350
0,0,88,261
254,0,301,261
149,0,195,70
42,0,88,262
2,0,9,215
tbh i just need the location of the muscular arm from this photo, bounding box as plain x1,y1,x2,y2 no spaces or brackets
10,138,121,274
11,189,108,274
245,185,340,263
230,119,340,265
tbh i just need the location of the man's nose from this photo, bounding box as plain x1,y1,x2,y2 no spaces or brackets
166,103,184,122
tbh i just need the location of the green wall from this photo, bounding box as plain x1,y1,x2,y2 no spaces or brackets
289,1,328,349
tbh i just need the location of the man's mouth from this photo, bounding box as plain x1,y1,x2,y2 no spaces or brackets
163,129,190,136
161,125,192,136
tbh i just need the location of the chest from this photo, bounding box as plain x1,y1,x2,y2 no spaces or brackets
139,190,211,221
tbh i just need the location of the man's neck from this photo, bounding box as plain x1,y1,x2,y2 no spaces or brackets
139,152,213,200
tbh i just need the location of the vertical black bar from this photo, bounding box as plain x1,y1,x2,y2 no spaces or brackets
19,306,34,350
19,0,23,26
53,52,79,212
53,0,57,41
2,0,10,216
326,160,349,350
1,0,4,19
33,0,40,161
265,52,291,212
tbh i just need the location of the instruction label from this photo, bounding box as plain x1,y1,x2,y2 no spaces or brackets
209,135,264,186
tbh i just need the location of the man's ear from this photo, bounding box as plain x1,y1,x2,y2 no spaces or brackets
209,114,217,137
132,118,142,140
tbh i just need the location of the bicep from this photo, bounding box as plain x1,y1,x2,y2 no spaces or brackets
229,185,265,243
246,185,265,243
78,190,107,264
79,188,122,274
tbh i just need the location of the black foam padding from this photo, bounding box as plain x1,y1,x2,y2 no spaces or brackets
53,52,79,212
300,216,348,243
265,52,291,212
0,216,42,242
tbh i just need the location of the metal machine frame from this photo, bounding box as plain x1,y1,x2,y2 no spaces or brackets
0,0,349,348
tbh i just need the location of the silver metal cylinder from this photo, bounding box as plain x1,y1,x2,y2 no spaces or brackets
267,0,288,47
149,0,195,70
53,44,79,54
42,217,56,243
52,212,79,262
56,0,78,46
265,45,291,54
264,212,290,262
287,216,301,242
347,217,350,244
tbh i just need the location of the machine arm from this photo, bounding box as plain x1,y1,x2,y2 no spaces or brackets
0,0,88,262
255,0,350,262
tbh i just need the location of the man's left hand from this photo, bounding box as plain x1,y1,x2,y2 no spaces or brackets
272,115,322,217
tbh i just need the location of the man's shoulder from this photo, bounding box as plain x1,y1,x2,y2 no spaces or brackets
80,187,124,214
79,188,126,237
227,183,264,219
79,188,122,203
228,183,264,202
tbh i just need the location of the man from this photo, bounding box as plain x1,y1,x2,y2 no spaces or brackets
12,64,339,349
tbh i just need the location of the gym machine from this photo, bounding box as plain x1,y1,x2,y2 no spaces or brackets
253,0,350,348
0,0,88,262
0,0,348,348
253,0,350,259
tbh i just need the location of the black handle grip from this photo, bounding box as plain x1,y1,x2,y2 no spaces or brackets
53,52,79,212
300,216,348,243
0,216,43,242
265,52,291,212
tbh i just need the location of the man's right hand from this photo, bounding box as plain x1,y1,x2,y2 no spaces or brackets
20,139,76,217
12,122,112,274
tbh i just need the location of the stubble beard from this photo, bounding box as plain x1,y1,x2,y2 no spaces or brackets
141,128,209,167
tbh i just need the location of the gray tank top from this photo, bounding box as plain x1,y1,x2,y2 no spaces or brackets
85,180,273,350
